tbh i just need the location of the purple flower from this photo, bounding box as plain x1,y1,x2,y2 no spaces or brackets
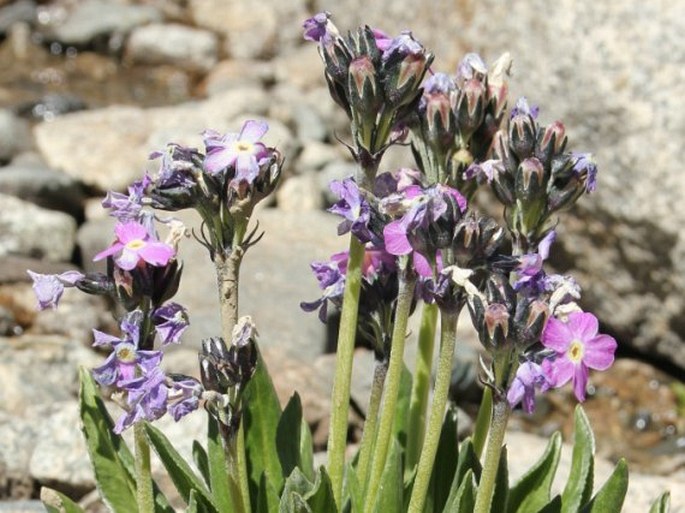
381,31,423,62
514,231,556,292
94,221,175,271
203,120,270,187
150,144,199,189
372,28,392,52
507,361,552,413
510,97,539,119
300,253,347,322
114,367,169,433
571,152,598,193
167,375,203,421
456,53,487,84
463,159,505,183
91,311,163,388
328,177,375,243
152,302,189,346
102,175,151,223
303,11,335,43
541,311,617,401
27,270,84,310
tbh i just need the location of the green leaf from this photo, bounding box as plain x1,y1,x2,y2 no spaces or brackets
257,472,280,513
372,439,403,513
144,422,216,511
79,367,138,513
453,438,482,487
277,393,303,479
300,419,315,482
442,469,476,513
280,468,315,513
580,459,628,513
186,489,199,513
537,495,562,513
343,464,363,513
206,416,233,512
648,492,671,513
41,487,85,513
392,365,414,449
507,432,561,513
306,467,338,513
561,406,595,513
425,407,459,513
78,369,173,513
492,445,509,512
192,440,210,487
244,349,284,500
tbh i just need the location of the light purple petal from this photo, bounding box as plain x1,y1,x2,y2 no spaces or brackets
115,248,141,271
93,242,124,262
92,329,121,347
413,252,433,278
538,231,556,261
542,356,574,388
568,311,599,341
240,120,268,143
235,152,259,183
541,317,573,352
383,220,412,255
583,334,617,371
139,242,175,267
204,148,236,174
92,353,118,386
57,271,84,286
572,363,589,401
115,221,147,244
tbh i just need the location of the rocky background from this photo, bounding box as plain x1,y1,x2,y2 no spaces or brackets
0,0,684,511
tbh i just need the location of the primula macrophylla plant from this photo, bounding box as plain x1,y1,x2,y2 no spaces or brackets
32,11,671,513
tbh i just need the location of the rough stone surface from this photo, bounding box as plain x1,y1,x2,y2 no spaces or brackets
44,0,161,46
0,163,85,219
276,171,323,212
201,59,275,96
125,23,218,73
0,193,76,262
0,109,31,162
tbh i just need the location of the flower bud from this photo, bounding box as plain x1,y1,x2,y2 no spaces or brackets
348,56,382,113
455,78,486,137
536,121,566,166
482,303,510,348
509,112,537,160
452,213,505,265
514,298,550,347
381,32,432,109
485,272,516,311
515,157,546,203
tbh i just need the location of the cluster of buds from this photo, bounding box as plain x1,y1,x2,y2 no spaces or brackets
304,12,433,173
465,98,597,250
199,317,258,438
411,53,511,192
147,120,283,259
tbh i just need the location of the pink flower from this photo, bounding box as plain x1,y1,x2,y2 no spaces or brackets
541,311,617,401
94,221,175,271
203,120,270,184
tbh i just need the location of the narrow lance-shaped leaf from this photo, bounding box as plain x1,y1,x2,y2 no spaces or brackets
41,487,86,513
372,440,403,513
580,459,628,513
277,394,303,479
192,440,210,487
206,415,233,512
492,445,509,511
425,407,459,513
648,492,671,513
561,406,595,513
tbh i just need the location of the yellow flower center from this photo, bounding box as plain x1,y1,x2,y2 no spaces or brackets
234,141,254,153
116,343,137,363
567,339,585,363
125,239,146,250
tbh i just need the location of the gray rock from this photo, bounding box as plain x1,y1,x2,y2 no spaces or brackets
0,412,37,499
0,501,44,512
292,105,328,144
0,335,100,415
0,256,79,284
201,59,275,96
0,193,76,262
172,207,341,361
272,45,327,92
189,0,308,59
0,163,85,219
45,0,161,46
16,93,87,122
125,23,219,73
320,160,357,204
276,172,324,212
297,142,342,172
75,217,113,274
0,109,31,163
0,0,35,35
29,402,93,494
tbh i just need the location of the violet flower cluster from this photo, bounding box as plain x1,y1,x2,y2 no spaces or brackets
302,12,616,416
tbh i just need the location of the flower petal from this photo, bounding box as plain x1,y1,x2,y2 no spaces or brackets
116,248,141,270
204,148,236,174
583,334,617,370
541,317,573,352
93,242,124,262
139,242,175,267
572,363,589,402
568,311,598,341
542,355,574,388
240,120,268,143
115,221,147,243
383,220,413,255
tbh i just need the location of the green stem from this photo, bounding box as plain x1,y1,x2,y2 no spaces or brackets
406,308,460,513
472,387,493,459
225,429,249,513
356,358,388,488
327,235,366,506
405,302,438,474
134,422,154,513
364,272,417,513
473,397,510,513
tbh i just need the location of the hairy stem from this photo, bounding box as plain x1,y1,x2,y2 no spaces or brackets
134,422,154,513
472,386,493,459
364,272,416,513
473,397,510,513
406,308,460,513
405,302,439,474
355,358,389,488
327,235,366,507
224,428,249,513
